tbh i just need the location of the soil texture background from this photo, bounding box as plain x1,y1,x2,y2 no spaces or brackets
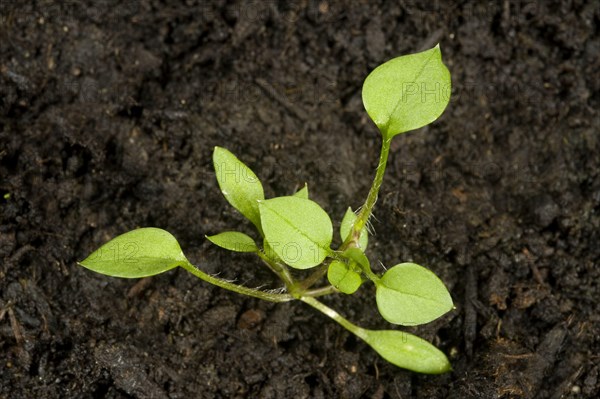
1,1,599,398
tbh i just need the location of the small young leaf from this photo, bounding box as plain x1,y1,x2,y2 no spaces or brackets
342,248,370,271
340,207,368,250
259,196,332,269
327,260,362,294
213,147,264,231
376,263,453,326
362,329,451,374
206,232,258,253
293,183,309,199
79,228,187,278
362,45,451,139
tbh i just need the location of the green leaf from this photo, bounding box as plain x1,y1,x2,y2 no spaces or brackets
342,248,370,271
79,228,187,278
206,232,258,253
327,260,362,294
340,207,368,251
301,296,451,374
362,44,451,139
293,183,309,199
376,263,453,326
213,147,264,231
362,329,451,374
259,196,332,269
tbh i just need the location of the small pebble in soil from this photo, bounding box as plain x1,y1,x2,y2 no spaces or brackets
531,195,560,227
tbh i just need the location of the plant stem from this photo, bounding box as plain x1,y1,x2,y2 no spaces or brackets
257,251,297,291
300,296,367,340
180,261,294,303
297,261,329,291
343,137,392,248
300,138,392,291
303,285,337,297
356,262,380,284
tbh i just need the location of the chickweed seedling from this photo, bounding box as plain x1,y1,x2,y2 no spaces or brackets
80,45,454,374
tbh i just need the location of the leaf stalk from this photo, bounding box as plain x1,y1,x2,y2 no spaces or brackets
343,137,391,249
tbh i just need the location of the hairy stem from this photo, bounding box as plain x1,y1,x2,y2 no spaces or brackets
257,251,297,291
180,261,294,303
343,137,391,249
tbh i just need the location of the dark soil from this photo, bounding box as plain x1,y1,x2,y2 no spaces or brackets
1,1,599,398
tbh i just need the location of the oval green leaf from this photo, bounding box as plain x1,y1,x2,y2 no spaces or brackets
362,329,451,374
362,44,451,139
376,263,453,326
327,260,362,294
206,231,258,253
213,147,264,231
259,196,332,269
79,228,188,278
340,207,368,251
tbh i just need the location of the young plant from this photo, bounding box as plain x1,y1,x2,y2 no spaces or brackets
79,45,453,374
